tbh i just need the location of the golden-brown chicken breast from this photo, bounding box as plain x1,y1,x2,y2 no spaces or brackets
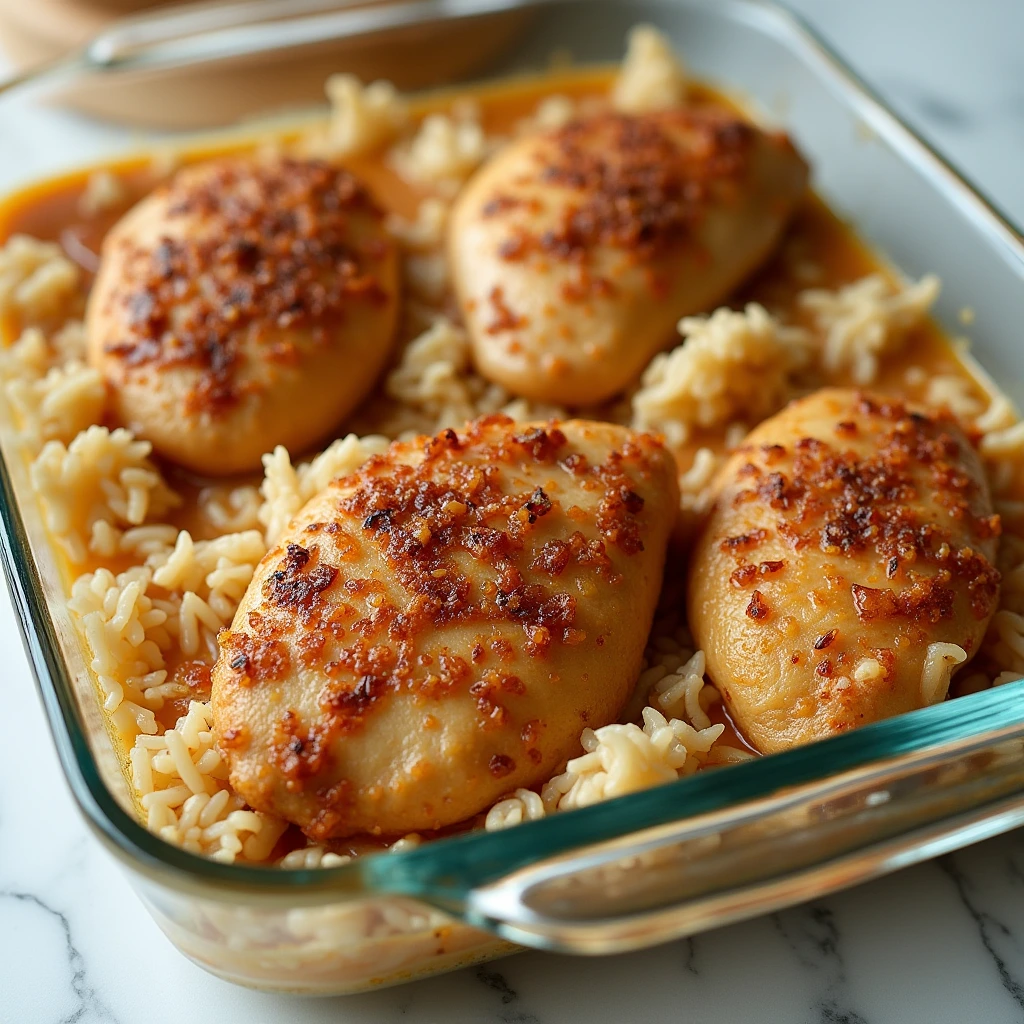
448,109,808,406
86,155,400,475
212,415,679,837
688,388,1001,753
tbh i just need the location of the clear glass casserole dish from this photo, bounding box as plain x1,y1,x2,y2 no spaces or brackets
1,0,1024,995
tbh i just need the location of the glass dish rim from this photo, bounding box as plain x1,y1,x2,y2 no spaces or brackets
2,0,1023,903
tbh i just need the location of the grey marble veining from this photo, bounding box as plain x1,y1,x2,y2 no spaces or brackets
2,0,1024,1021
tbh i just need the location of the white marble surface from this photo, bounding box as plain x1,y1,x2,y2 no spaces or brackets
2,0,1024,1021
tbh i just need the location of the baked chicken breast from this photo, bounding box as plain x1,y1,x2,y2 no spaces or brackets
212,415,679,837
448,108,808,406
87,155,400,475
688,388,1001,753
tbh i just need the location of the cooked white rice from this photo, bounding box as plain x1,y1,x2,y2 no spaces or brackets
258,433,389,546
516,94,578,135
920,643,968,705
0,235,80,324
31,426,181,564
195,483,262,536
631,302,811,446
612,24,688,114
353,313,566,442
0,326,51,379
677,447,723,516
390,107,491,197
799,272,940,384
5,360,105,447
78,169,126,218
485,623,749,830
129,700,288,863
322,74,408,157
386,198,449,251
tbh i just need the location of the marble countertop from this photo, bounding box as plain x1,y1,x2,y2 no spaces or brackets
2,0,1024,1021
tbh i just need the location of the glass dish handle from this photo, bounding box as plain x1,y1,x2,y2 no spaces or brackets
369,683,1024,953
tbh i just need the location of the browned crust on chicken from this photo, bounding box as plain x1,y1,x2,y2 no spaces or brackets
486,110,758,297
719,393,1001,627
96,156,391,415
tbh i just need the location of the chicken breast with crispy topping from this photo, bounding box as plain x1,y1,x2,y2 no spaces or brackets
688,388,1001,753
212,415,679,837
448,109,808,406
86,155,400,475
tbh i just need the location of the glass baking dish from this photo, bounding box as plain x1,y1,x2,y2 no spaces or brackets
2,0,1024,996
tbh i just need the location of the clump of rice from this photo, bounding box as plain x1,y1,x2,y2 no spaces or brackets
515,94,578,135
280,895,450,956
545,705,725,811
988,610,1024,677
68,528,268,735
258,432,390,545
677,446,723,517
31,426,181,563
387,199,453,305
196,483,263,536
976,393,1020,434
982,533,1024,675
981,420,1024,464
390,105,490,196
280,845,352,869
68,565,175,738
67,527,295,865
5,360,105,448
612,24,688,114
386,198,449,251
322,74,408,157
130,700,288,863
485,788,547,831
148,529,266,599
1,322,103,452
799,273,940,384
88,522,180,563
485,619,751,831
0,234,80,324
0,326,51,379
966,391,1024,508
920,643,968,705
54,319,88,360
355,316,566,442
923,373,986,423
147,530,267,655
383,318,504,431
78,170,127,217
909,366,1024,501
631,302,810,445
996,535,1024,616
